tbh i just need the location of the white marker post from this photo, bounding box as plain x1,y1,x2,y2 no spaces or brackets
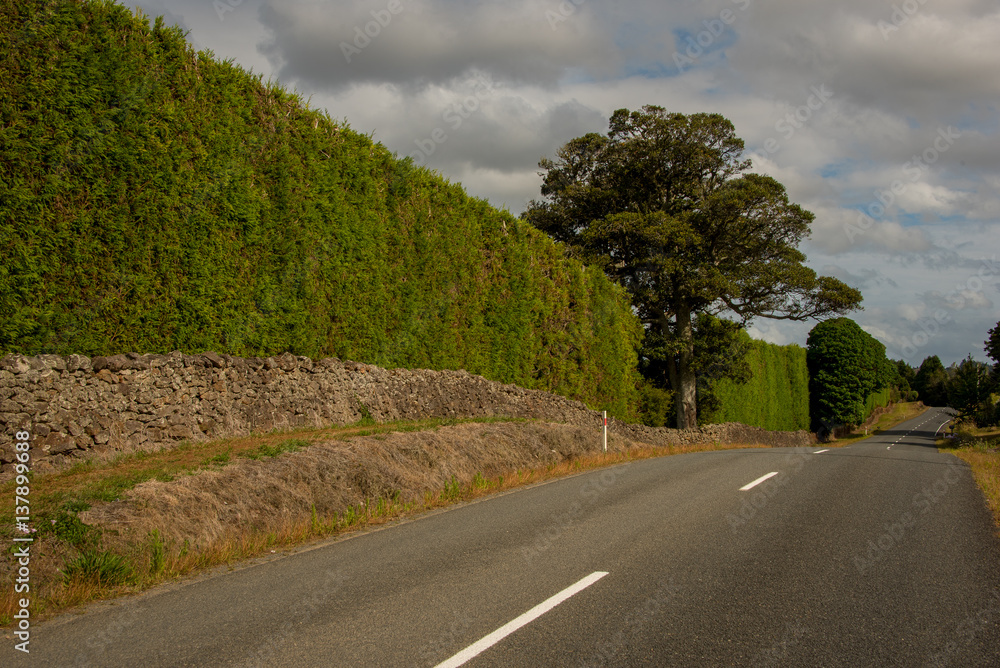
602,411,607,453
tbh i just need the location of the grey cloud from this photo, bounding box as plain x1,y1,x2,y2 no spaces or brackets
258,0,619,91
370,89,606,176
819,265,898,290
727,2,1000,125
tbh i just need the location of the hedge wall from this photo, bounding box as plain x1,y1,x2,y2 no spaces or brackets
703,335,810,432
0,0,642,417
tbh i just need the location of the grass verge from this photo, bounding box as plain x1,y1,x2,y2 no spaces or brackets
0,418,769,627
937,424,1000,532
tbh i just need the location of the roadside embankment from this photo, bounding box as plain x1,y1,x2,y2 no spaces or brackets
0,417,776,624
0,352,814,481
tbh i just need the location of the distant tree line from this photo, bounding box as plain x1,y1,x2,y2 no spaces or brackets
904,321,1000,427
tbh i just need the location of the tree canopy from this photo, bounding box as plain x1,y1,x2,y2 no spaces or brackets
806,317,895,432
524,106,863,427
914,356,949,407
987,321,1000,365
947,355,994,421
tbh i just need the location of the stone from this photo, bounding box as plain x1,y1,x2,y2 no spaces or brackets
37,355,67,371
203,351,225,368
104,354,130,372
66,354,92,372
1,355,31,374
42,432,77,455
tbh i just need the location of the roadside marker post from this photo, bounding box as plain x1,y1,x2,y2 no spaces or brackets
603,411,607,453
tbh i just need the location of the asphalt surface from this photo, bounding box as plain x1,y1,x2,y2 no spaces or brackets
9,407,1000,667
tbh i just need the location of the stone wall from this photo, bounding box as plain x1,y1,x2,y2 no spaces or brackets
0,352,814,479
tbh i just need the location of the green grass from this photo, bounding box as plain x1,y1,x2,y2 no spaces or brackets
242,439,309,460
60,550,134,586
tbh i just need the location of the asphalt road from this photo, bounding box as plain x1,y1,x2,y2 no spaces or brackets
10,407,1000,667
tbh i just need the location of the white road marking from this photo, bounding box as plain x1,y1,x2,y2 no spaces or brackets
813,449,829,454
434,571,609,668
740,472,779,491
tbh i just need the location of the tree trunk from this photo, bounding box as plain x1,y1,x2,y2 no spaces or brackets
675,306,698,429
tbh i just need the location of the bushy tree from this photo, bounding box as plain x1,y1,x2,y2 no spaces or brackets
894,359,918,401
947,355,994,421
525,106,862,427
807,318,895,432
914,356,949,406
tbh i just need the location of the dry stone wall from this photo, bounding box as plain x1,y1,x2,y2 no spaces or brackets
0,352,814,479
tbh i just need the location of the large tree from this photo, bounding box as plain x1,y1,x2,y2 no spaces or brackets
913,355,949,407
806,317,895,432
524,106,863,427
947,355,994,421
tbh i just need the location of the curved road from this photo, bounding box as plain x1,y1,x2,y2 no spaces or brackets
11,407,1000,666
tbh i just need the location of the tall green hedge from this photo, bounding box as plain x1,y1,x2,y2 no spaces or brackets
702,334,810,431
0,0,642,417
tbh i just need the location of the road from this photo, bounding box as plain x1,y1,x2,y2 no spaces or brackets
11,407,1000,666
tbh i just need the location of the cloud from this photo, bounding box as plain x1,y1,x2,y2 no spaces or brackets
806,207,934,255
819,265,898,290
258,0,619,91
727,2,1000,124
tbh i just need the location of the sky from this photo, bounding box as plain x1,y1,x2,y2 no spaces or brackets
128,0,1000,367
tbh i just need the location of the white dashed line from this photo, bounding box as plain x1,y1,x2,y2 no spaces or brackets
434,572,609,668
740,472,779,491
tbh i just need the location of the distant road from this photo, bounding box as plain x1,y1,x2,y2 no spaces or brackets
12,408,1000,666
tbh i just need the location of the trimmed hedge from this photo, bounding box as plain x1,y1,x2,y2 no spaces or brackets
703,335,810,432
0,0,642,418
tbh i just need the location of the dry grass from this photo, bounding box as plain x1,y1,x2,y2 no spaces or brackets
0,418,770,626
825,402,929,447
938,424,1000,532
